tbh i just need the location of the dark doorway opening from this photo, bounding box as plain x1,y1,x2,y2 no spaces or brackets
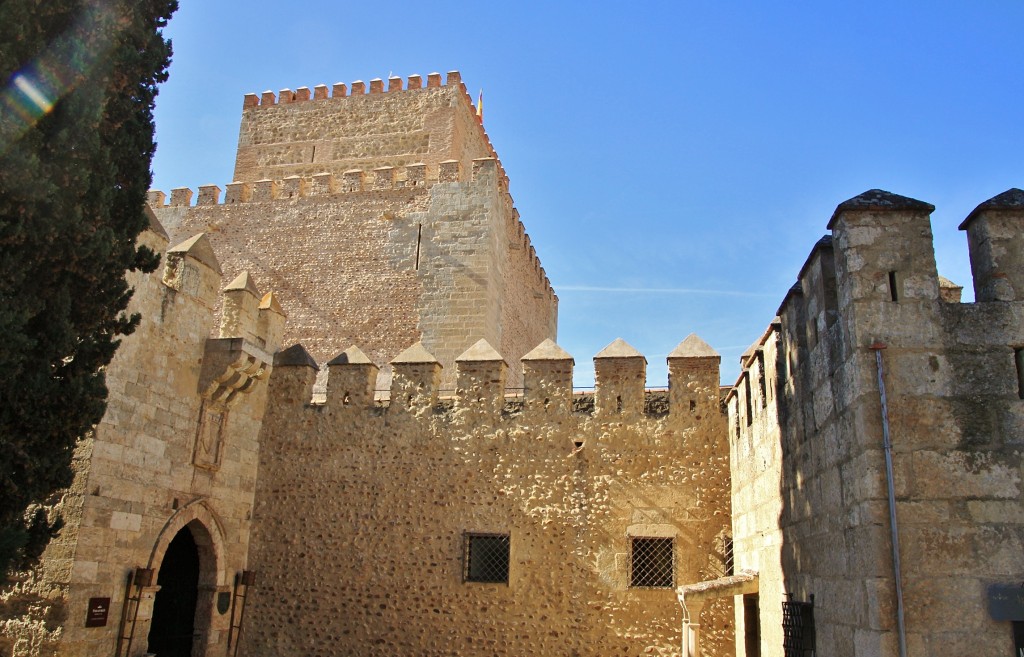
148,526,200,657
743,593,761,657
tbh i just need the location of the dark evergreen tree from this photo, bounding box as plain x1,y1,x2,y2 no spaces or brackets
0,0,177,580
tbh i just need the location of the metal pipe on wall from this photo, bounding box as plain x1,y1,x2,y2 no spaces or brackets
870,343,908,657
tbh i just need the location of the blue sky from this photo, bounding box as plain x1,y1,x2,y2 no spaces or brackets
150,1,1024,387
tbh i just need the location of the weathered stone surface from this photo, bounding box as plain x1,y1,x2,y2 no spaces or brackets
153,72,556,392
245,338,733,657
0,234,280,657
727,190,1024,657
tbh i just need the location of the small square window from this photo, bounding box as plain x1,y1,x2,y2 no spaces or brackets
464,533,509,583
630,537,674,588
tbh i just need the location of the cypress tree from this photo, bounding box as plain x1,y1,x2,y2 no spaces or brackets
0,0,178,580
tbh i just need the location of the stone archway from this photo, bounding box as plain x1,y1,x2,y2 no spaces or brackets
140,501,228,657
148,525,201,656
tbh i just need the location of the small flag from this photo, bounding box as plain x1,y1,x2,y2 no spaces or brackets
476,89,483,119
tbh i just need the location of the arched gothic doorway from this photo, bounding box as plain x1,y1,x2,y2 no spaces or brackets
148,524,202,656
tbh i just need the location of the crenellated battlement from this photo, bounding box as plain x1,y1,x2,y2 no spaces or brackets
242,71,464,108
729,188,1024,425
150,160,494,206
236,70,516,190
268,335,722,425
147,157,555,301
725,189,1024,656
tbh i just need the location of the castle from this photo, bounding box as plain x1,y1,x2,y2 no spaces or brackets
1,72,1021,657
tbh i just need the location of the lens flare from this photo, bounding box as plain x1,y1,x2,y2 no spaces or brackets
0,4,119,155
14,73,55,115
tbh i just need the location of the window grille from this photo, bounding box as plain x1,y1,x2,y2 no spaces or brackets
782,595,815,657
630,537,674,588
463,533,509,583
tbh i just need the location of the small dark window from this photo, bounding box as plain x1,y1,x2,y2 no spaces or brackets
464,533,509,583
630,537,674,588
782,595,815,657
744,374,753,427
415,224,423,270
757,352,767,408
888,271,899,302
744,594,761,657
1015,348,1024,400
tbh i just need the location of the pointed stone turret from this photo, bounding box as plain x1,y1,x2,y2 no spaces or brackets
668,334,721,419
268,344,318,406
166,233,221,273
197,184,221,206
455,339,507,417
220,272,261,341
826,189,935,230
457,339,506,363
390,342,442,412
143,204,169,239
828,190,940,346
522,339,574,414
959,188,1024,302
162,233,222,303
392,342,440,364
594,338,646,417
274,344,319,369
257,291,287,353
669,334,719,359
327,345,379,409
138,204,170,256
329,344,374,366
937,276,963,304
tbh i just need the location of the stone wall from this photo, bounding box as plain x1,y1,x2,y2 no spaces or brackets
0,218,283,657
242,337,734,657
233,72,494,183
150,72,557,390
727,189,1024,657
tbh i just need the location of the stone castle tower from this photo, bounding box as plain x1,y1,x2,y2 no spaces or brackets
149,71,557,390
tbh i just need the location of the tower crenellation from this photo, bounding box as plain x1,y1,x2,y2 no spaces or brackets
959,187,1024,302
271,336,723,427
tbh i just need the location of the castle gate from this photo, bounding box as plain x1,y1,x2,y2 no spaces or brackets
148,525,201,656
140,503,226,657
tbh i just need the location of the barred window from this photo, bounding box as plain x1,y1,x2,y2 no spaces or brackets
782,595,815,657
630,537,674,588
463,533,510,583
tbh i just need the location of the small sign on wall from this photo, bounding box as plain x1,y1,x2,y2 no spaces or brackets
989,584,1024,621
85,597,110,627
217,591,231,615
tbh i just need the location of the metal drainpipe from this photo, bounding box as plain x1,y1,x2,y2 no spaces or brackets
869,343,908,657
678,595,690,657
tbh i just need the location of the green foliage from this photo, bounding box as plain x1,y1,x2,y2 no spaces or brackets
0,0,177,581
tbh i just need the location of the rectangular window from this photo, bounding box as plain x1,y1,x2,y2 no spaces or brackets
744,374,753,427
782,595,815,657
463,533,510,583
757,351,767,408
1015,348,1024,400
744,594,761,657
630,537,674,588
